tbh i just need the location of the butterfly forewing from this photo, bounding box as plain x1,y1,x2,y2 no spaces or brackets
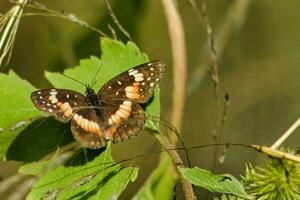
31,89,86,122
98,60,165,103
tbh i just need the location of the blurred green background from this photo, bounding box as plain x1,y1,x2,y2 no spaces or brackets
1,0,300,199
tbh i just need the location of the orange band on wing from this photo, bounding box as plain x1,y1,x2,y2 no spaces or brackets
73,114,103,137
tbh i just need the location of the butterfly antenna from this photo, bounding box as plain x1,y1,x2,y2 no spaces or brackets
60,73,87,87
91,62,104,88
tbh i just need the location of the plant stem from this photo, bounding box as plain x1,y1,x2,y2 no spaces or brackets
161,0,187,140
154,132,195,200
271,117,300,150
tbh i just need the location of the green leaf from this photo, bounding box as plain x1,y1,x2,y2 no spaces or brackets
179,167,250,199
27,145,138,200
0,71,41,159
133,156,176,200
19,159,53,176
0,38,161,199
6,117,73,163
24,38,161,198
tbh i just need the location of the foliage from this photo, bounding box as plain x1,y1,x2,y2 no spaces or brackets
1,36,298,200
179,167,251,199
27,145,139,200
243,148,300,199
0,71,41,159
0,38,161,199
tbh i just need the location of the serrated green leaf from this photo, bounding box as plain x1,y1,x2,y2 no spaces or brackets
27,145,138,200
0,71,40,128
133,156,176,200
179,167,250,199
0,38,161,199
24,38,162,199
0,70,41,159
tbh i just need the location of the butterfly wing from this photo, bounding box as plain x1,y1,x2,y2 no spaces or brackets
31,89,106,148
98,99,145,143
98,60,165,103
71,108,107,148
31,89,86,123
97,61,164,142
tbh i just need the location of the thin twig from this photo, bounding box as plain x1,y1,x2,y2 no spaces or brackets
108,24,117,40
11,0,108,37
153,131,195,200
271,118,300,150
187,0,221,169
216,93,230,154
160,0,189,198
187,0,252,171
161,0,187,140
105,0,132,41
187,0,251,95
193,0,222,171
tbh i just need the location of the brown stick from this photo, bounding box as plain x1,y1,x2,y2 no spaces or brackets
161,0,187,140
154,132,195,200
160,0,193,199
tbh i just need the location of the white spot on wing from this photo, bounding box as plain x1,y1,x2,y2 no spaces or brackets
129,70,138,76
51,98,58,104
50,91,57,95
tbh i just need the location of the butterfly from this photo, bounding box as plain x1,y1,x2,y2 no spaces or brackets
31,61,165,149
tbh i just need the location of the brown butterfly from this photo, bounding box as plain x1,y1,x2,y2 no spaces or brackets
31,61,165,149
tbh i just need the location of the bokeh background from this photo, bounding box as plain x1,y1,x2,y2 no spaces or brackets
1,0,300,199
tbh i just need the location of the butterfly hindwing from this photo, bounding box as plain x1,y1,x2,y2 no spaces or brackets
71,108,107,149
98,60,165,103
98,99,146,143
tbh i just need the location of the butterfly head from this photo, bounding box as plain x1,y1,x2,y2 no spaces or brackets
85,85,96,96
